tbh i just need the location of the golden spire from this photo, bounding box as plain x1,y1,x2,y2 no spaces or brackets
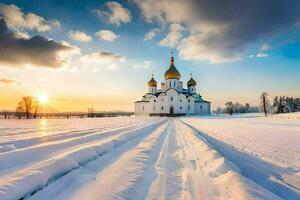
187,73,197,86
170,51,174,65
148,74,157,86
164,51,181,80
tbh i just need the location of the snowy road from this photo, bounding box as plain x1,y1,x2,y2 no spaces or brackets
0,115,299,200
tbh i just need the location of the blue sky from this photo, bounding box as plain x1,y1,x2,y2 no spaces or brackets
0,0,299,111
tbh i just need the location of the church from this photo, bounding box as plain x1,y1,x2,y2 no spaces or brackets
135,54,211,116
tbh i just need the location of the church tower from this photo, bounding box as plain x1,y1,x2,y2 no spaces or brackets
148,74,157,94
164,53,181,90
187,74,197,93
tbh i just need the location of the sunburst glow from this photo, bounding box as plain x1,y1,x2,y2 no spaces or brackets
37,94,49,104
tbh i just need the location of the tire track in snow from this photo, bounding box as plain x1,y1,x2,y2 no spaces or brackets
63,120,171,200
175,120,218,200
181,119,294,200
0,120,160,175
146,120,184,200
0,120,167,200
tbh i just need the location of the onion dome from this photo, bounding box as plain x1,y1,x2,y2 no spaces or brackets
187,77,197,86
148,75,157,86
164,55,181,80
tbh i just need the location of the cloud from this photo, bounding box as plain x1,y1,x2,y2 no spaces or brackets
256,53,268,58
144,28,160,41
159,23,184,47
0,78,21,84
133,0,300,63
96,29,119,41
0,3,59,32
0,19,80,69
80,51,126,70
94,1,132,26
143,60,151,68
69,31,92,42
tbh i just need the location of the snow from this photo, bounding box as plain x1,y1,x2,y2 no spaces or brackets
0,114,299,200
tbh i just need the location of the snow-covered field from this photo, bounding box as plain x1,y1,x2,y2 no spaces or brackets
0,114,299,200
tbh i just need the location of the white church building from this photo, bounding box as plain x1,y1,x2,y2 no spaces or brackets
135,55,211,116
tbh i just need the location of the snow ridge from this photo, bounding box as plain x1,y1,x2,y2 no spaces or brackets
0,119,167,200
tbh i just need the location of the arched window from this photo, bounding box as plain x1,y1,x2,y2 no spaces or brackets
180,99,182,102
142,106,144,111
173,81,175,87
188,99,190,102
188,105,190,110
200,105,202,110
180,106,182,110
169,81,171,87
154,106,155,110
171,97,173,101
154,100,156,102
161,106,164,110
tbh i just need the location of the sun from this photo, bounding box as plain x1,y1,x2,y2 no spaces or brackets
37,94,49,104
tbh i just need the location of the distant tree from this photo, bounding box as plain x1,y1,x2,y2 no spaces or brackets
245,103,250,113
225,102,234,115
16,96,39,119
215,107,224,114
88,107,94,118
272,96,300,114
260,92,270,117
33,104,40,119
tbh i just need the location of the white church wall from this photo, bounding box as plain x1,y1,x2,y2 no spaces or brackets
148,86,157,94
164,79,180,91
188,86,196,94
178,94,188,113
157,93,168,114
187,96,195,114
194,102,211,115
178,81,183,92
165,89,182,114
134,102,150,115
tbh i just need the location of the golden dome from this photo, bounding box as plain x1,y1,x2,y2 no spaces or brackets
148,76,157,86
187,77,197,86
164,56,181,80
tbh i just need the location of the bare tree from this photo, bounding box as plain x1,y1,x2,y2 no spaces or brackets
225,101,234,115
33,104,40,119
260,92,269,117
17,96,39,119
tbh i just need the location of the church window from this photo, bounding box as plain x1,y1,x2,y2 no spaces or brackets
180,99,182,102
188,99,190,102
142,106,144,111
161,106,164,110
171,97,173,101
173,81,175,87
154,100,156,102
154,107,155,110
200,105,202,110
188,105,190,110
180,106,182,110
169,81,171,87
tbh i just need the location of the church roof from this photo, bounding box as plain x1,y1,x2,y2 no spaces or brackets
187,77,197,86
164,56,181,80
148,76,157,86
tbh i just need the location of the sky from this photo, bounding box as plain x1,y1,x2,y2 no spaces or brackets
0,0,299,112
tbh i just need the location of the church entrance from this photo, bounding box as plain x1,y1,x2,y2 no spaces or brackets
170,106,174,114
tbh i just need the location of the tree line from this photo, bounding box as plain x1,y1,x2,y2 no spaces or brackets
220,92,300,116
215,102,259,115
